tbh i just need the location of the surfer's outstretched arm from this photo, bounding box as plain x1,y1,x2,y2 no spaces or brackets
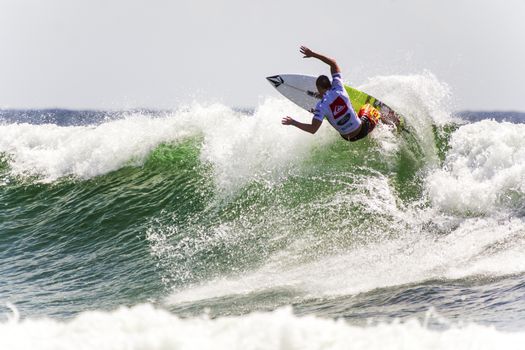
281,116,322,134
300,46,341,75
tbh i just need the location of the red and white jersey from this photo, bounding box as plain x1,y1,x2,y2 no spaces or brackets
313,73,361,135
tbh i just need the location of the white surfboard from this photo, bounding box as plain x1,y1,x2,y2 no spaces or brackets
266,74,403,127
266,74,320,113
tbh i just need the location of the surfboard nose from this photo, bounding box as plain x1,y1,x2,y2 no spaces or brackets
266,75,284,88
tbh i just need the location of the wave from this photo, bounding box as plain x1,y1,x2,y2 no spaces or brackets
426,120,525,215
3,73,525,322
1,305,523,350
0,101,334,188
0,72,453,186
166,212,525,305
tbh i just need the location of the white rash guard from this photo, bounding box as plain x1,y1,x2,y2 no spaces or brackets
313,73,361,135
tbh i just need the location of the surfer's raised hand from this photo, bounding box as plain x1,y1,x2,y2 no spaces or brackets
281,116,295,125
300,46,314,58
300,46,340,74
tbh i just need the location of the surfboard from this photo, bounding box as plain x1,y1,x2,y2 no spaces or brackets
266,74,403,129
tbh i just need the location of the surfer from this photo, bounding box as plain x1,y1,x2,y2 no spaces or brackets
281,46,380,142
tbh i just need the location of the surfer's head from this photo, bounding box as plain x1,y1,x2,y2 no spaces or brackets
316,75,331,95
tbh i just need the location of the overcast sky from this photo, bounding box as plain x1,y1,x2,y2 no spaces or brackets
0,0,524,110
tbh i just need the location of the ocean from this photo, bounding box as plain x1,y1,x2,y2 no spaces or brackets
1,73,525,349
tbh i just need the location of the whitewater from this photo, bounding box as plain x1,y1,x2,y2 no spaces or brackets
2,72,525,349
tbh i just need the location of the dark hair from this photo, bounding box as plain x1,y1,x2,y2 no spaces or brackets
316,75,331,90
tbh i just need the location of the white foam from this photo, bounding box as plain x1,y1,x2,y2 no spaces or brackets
197,97,334,191
426,120,525,214
168,216,525,304
360,71,455,127
361,71,457,164
0,113,192,182
0,304,523,350
0,99,336,186
167,173,525,304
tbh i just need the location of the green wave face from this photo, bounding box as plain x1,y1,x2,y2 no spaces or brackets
3,74,523,320
0,114,437,316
